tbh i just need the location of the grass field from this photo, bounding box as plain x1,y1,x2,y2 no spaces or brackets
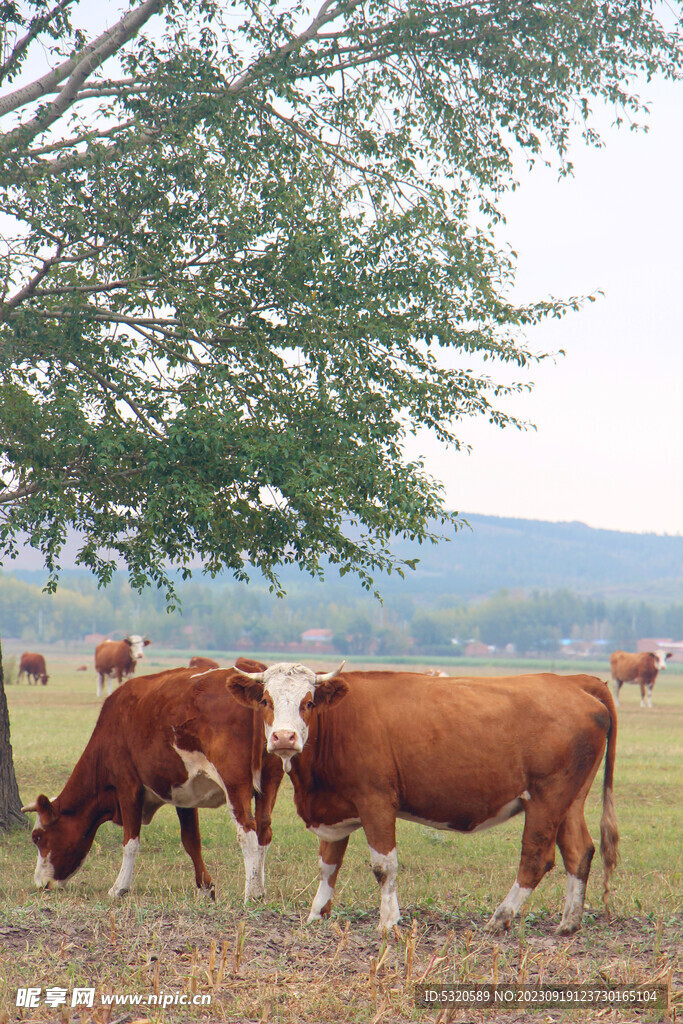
1,646,681,1022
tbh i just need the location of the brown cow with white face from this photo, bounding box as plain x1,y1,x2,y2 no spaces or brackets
95,635,150,696
229,664,618,935
610,650,672,708
18,652,49,685
189,656,220,670
23,663,283,901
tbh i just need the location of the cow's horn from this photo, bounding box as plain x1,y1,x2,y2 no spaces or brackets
21,802,38,813
315,661,345,684
233,666,266,683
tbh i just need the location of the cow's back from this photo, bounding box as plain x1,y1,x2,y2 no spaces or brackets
610,650,654,682
20,652,45,674
95,640,130,674
304,671,611,808
102,668,260,791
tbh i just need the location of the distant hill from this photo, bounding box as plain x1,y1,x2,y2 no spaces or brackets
380,514,683,602
7,514,683,603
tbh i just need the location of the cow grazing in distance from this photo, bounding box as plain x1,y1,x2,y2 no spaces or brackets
230,664,618,935
22,662,283,901
610,650,672,708
18,652,49,686
189,656,220,670
95,635,150,696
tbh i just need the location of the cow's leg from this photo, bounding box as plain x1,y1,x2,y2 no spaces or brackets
361,811,400,932
225,784,263,902
109,805,143,897
97,672,105,698
253,760,283,899
487,805,559,932
639,681,647,708
645,683,654,709
555,802,595,935
613,679,622,707
307,836,350,923
176,807,215,899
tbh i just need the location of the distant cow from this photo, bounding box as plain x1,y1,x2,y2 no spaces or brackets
95,635,150,696
18,652,49,686
22,663,283,901
610,650,671,708
230,664,618,935
189,656,220,670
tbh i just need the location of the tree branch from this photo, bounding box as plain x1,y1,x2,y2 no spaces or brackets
0,0,164,149
0,0,77,86
0,243,65,322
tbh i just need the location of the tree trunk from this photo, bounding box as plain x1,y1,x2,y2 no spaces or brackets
0,635,27,830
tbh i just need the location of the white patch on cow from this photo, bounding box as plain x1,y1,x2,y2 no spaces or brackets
557,873,587,934
486,881,532,930
252,769,262,794
108,837,140,897
654,651,670,671
309,818,362,842
34,850,57,888
369,846,400,932
261,662,319,758
307,858,337,922
237,826,265,901
256,840,269,895
170,746,228,808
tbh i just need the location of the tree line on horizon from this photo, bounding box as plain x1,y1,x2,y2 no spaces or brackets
1,572,681,659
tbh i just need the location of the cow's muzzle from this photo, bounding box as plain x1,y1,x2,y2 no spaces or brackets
269,730,300,754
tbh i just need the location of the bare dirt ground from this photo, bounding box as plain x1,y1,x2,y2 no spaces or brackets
2,902,680,1023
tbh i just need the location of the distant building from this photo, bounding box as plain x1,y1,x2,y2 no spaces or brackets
301,628,334,644
84,633,108,646
464,640,491,658
637,637,683,663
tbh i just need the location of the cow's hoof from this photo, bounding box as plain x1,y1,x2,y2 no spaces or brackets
555,921,580,936
244,887,266,903
108,886,129,898
484,913,512,933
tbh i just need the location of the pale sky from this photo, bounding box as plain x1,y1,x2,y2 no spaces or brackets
405,77,683,537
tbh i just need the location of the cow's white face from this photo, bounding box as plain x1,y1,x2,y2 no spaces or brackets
655,651,672,671
262,662,319,758
228,661,347,771
126,635,149,660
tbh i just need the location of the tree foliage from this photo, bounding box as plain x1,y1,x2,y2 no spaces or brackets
1,0,681,598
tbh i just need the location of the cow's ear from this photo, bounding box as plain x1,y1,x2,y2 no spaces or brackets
144,638,151,647
228,675,265,707
314,678,349,708
665,652,673,660
235,657,268,673
25,794,57,827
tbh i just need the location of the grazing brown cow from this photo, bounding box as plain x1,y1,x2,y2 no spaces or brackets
95,635,150,696
18,652,49,686
610,649,671,708
22,662,283,901
189,656,220,670
230,664,618,935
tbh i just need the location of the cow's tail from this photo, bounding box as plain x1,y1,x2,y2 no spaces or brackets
598,685,619,914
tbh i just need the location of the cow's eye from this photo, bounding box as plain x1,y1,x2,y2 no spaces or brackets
32,833,40,846
306,701,314,710
259,698,268,708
